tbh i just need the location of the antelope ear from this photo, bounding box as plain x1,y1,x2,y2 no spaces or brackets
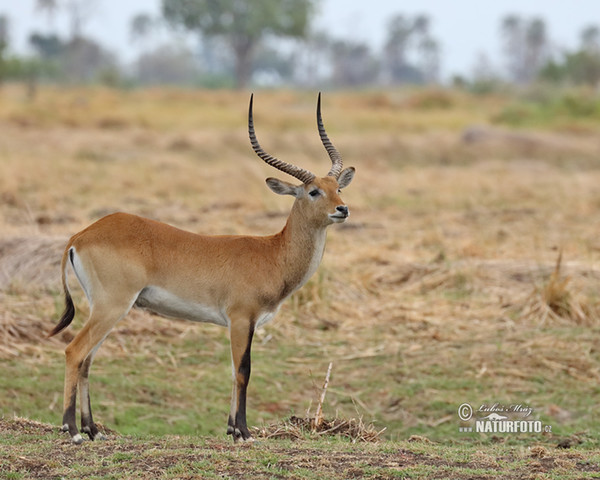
266,177,303,197
337,167,355,189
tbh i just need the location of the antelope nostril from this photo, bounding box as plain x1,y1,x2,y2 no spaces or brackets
336,205,349,216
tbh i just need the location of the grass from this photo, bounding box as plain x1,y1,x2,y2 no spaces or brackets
1,85,600,475
491,87,600,130
1,417,599,479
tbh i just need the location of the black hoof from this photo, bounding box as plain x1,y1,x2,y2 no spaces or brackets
82,425,106,441
228,426,253,443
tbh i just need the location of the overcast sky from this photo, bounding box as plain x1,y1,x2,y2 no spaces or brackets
1,0,598,78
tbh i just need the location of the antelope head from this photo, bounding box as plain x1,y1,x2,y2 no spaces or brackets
249,93,355,228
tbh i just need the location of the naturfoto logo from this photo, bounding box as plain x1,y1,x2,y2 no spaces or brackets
457,403,552,434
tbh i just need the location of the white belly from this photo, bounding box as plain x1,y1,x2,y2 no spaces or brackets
135,286,229,327
255,309,278,328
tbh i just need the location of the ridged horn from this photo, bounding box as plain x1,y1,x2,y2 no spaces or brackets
317,92,343,179
248,94,316,184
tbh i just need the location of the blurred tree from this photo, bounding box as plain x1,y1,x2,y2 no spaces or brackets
418,36,440,83
330,39,379,87
292,29,331,88
469,52,503,93
161,0,316,89
382,13,439,84
539,24,600,87
62,36,117,82
501,15,524,82
65,0,98,40
538,57,564,84
581,25,600,52
0,15,7,51
383,14,416,83
0,16,44,98
35,0,60,27
565,50,600,85
501,14,549,84
36,0,99,40
0,15,9,85
28,29,116,83
135,44,199,85
524,18,548,81
130,13,157,45
29,33,65,59
33,0,110,83
253,44,295,85
576,25,600,85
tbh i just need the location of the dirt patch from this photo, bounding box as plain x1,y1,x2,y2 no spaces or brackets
0,416,57,435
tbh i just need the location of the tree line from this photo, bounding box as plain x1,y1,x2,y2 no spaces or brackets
0,0,599,91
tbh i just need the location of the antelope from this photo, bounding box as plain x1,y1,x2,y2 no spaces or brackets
47,93,355,444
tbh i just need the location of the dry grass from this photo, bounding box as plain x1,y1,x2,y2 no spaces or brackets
254,362,384,442
515,252,599,326
253,415,384,442
1,86,600,442
0,236,64,291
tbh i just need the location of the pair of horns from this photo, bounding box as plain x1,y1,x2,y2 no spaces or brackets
248,93,343,184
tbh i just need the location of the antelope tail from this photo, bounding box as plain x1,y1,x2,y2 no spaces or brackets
47,248,75,338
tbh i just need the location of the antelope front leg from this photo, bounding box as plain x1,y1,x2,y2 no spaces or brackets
227,380,237,437
227,318,255,442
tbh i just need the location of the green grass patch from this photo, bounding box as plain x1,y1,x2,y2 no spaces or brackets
491,88,600,129
1,417,599,479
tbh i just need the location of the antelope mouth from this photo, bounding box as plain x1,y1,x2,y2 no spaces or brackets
328,212,349,223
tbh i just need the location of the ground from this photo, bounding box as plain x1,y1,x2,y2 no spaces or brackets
1,417,599,479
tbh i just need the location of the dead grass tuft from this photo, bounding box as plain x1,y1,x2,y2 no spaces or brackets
0,237,65,292
0,276,70,358
407,435,434,444
514,253,599,326
0,309,51,358
253,415,384,443
530,445,550,458
540,252,576,318
254,362,384,442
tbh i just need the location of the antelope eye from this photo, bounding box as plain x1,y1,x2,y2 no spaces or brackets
309,189,320,197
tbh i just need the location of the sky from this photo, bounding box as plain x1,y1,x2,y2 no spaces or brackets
1,0,598,78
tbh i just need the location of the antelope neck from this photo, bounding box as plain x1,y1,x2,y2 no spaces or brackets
275,205,328,292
